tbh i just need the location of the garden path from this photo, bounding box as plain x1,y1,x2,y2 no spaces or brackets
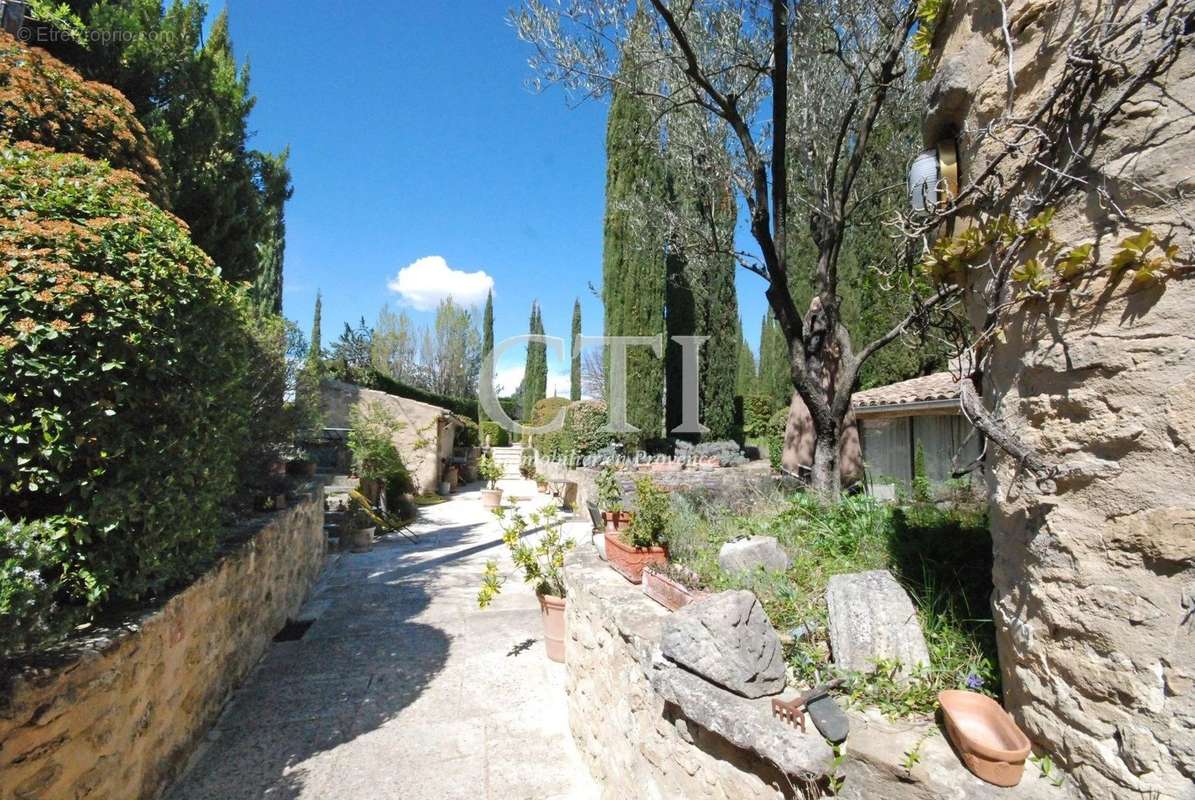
166,480,600,800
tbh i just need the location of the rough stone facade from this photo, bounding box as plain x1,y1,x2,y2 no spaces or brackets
926,1,1195,797
0,490,326,800
320,379,460,493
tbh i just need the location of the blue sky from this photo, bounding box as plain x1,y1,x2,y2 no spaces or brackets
227,1,770,391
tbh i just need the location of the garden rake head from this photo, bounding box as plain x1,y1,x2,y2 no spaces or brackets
771,678,845,734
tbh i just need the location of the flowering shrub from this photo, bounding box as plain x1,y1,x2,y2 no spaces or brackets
0,143,261,647
0,32,165,203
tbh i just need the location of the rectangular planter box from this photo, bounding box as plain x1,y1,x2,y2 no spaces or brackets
642,566,708,611
604,533,667,584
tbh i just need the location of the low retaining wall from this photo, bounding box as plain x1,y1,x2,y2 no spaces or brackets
564,546,1070,800
0,489,326,800
544,461,774,514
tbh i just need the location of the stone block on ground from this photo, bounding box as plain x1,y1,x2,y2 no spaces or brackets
718,536,791,575
826,570,929,678
660,590,786,698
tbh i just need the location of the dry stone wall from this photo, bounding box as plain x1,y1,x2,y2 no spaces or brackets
926,1,1195,797
0,490,326,800
565,546,1070,799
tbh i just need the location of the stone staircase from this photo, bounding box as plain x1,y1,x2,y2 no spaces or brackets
321,473,358,551
490,445,526,479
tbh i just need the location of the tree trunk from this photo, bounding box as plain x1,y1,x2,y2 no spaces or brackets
810,431,842,498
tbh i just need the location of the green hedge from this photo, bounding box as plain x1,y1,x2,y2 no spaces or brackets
0,144,262,653
479,420,509,447
528,397,570,456
766,407,789,471
742,393,777,438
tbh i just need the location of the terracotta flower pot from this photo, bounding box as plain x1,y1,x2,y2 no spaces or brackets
939,690,1032,787
642,566,708,611
600,510,633,534
539,593,566,663
346,526,375,553
480,488,503,508
604,533,667,584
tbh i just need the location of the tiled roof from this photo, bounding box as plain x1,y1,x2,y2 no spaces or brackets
852,371,962,409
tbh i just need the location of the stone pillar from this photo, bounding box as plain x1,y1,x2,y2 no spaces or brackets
925,1,1194,797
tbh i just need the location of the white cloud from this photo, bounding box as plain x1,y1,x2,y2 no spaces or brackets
387,255,494,311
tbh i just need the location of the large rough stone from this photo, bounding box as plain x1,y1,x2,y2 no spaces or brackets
717,535,791,575
649,658,832,781
660,590,786,698
826,570,929,677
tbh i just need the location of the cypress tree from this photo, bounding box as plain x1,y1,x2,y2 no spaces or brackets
570,298,582,401
694,186,739,441
481,289,494,421
532,304,547,403
758,309,791,405
521,301,548,418
602,39,666,443
664,248,694,437
736,323,757,397
663,216,739,439
307,291,323,369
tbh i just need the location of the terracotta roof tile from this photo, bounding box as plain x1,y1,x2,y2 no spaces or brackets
852,371,962,409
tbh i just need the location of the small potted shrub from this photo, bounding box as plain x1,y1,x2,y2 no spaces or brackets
595,466,632,532
478,454,504,508
478,505,575,662
642,562,709,611
344,504,376,553
605,476,669,584
534,471,549,493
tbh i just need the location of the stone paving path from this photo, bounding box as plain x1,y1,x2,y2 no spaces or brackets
167,481,600,800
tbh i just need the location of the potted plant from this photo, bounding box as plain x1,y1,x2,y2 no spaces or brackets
642,562,709,611
595,466,632,533
344,503,376,553
478,454,504,508
478,505,575,662
605,476,670,584
534,471,549,493
519,450,537,480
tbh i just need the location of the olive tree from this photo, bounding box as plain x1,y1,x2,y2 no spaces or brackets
513,0,953,495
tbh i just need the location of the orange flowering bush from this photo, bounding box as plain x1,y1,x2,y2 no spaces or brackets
0,143,260,645
0,31,165,204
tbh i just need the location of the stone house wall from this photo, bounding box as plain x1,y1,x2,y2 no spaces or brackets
320,379,459,493
0,490,326,800
925,1,1195,797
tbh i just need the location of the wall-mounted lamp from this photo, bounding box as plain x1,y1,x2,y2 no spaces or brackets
908,139,958,213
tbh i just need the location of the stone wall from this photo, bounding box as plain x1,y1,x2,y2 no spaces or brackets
926,1,1195,797
0,490,326,800
542,461,774,513
564,546,1068,800
320,379,458,493
564,547,831,800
